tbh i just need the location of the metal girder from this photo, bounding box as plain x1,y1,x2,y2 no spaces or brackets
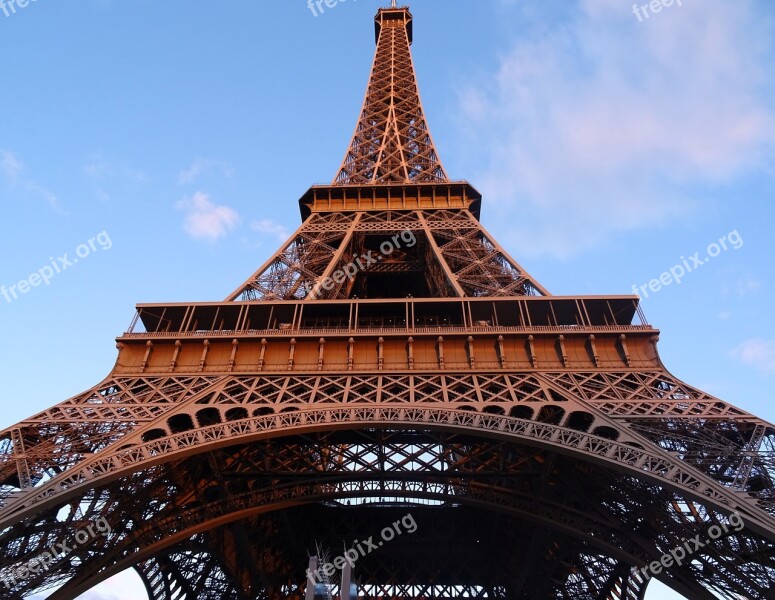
334,7,447,185
2,429,774,598
228,209,546,301
1,3,774,599
227,213,355,302
2,367,774,599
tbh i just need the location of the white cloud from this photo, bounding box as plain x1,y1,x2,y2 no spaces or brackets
178,158,234,185
732,339,775,374
176,191,240,241
0,150,61,211
250,219,291,242
457,0,775,258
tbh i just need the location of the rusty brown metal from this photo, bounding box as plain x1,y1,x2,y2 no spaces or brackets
334,7,448,185
1,4,774,600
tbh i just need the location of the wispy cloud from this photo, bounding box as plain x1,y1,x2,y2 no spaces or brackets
176,191,240,241
178,158,235,185
457,0,775,258
1,150,24,180
719,268,762,298
732,338,775,374
250,219,291,242
734,276,762,297
83,155,148,201
0,150,62,211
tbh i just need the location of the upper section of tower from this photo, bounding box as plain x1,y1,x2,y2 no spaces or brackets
223,4,550,303
333,5,449,185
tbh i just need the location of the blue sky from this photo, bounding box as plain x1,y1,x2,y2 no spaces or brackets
1,0,774,598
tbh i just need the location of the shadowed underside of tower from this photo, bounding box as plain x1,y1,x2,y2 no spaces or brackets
1,4,775,600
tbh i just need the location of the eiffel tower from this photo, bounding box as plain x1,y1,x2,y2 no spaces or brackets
2,3,774,600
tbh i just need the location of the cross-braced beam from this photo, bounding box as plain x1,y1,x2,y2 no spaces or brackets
334,7,447,185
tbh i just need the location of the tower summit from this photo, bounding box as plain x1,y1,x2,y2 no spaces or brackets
335,4,446,185
1,4,774,600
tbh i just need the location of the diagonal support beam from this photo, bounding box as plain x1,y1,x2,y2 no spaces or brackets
307,213,363,300
417,211,466,297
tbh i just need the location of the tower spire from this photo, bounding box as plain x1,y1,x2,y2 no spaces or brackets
334,4,448,184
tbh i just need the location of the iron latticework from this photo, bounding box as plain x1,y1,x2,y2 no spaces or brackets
1,4,774,600
334,6,447,185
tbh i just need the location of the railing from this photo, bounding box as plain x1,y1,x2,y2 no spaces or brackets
121,323,655,339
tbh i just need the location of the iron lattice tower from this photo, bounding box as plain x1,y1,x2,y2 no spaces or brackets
2,5,775,600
